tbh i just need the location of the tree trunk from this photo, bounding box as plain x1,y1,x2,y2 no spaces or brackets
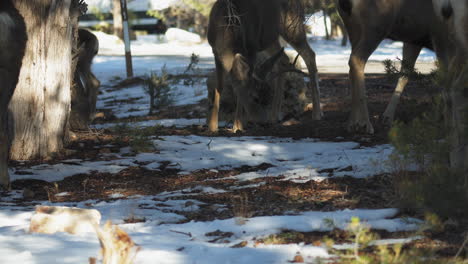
194,12,208,38
112,0,123,39
322,9,330,40
9,0,78,160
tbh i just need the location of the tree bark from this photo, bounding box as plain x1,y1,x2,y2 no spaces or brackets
322,9,330,40
112,0,123,39
9,0,78,160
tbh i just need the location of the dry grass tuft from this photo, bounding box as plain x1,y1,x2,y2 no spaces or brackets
95,221,140,264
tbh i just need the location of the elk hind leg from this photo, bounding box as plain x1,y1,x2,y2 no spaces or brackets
382,43,422,125
283,32,322,120
347,37,382,134
0,70,12,190
232,96,244,132
0,113,9,190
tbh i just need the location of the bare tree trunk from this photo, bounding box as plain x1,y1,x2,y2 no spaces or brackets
194,12,208,38
322,9,330,40
112,0,123,39
9,0,78,160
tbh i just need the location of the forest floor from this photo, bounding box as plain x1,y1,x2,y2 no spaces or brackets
3,71,467,263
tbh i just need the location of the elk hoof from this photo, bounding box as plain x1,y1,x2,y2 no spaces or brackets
208,123,219,133
232,119,243,133
311,109,323,120
347,119,374,134
0,182,11,192
380,113,394,128
231,126,244,133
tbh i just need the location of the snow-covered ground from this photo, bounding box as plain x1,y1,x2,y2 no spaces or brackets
0,28,432,263
95,30,435,68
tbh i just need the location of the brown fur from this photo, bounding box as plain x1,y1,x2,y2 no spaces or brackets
337,0,453,133
207,0,322,132
0,0,27,189
70,29,100,131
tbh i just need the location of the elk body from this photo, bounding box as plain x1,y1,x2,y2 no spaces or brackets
432,0,468,172
207,0,321,132
0,0,27,189
70,29,100,131
337,0,453,133
207,50,311,123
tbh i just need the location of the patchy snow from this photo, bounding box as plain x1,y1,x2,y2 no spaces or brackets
95,73,207,119
142,136,392,180
93,118,205,130
0,199,421,264
10,160,132,182
94,30,435,66
10,136,391,183
0,26,432,263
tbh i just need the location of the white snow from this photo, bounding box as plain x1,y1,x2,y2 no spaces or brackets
165,28,202,44
84,0,184,12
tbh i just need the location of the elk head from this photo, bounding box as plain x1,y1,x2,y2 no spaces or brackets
229,48,286,123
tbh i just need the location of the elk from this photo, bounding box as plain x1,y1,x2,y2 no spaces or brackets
207,0,322,132
70,28,100,131
432,0,468,171
0,0,27,189
337,0,454,133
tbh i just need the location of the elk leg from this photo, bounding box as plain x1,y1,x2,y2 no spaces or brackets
0,113,10,190
264,43,286,122
88,72,101,120
382,43,422,125
208,56,224,132
283,32,322,120
0,78,11,190
233,96,244,132
347,37,382,134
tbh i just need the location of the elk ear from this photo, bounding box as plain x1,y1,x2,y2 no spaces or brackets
231,54,250,81
254,48,284,81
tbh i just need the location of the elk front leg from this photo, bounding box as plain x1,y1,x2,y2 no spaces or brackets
382,43,422,125
208,57,224,132
0,68,13,190
284,33,323,120
0,110,10,190
347,38,381,134
233,96,244,132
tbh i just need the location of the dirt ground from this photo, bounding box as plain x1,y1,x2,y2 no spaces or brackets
6,72,468,260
